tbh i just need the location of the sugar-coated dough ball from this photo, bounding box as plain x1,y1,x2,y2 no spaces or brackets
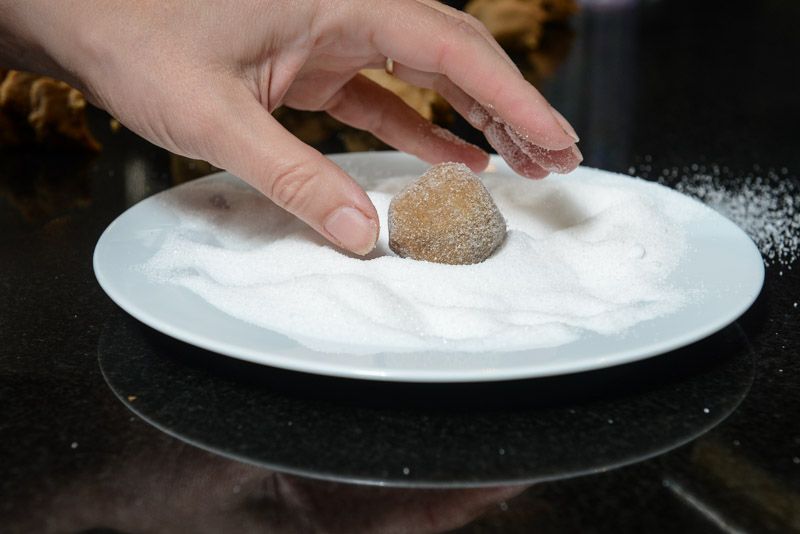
388,163,507,265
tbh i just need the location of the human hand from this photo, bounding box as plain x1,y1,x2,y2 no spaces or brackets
5,435,528,534
3,0,581,254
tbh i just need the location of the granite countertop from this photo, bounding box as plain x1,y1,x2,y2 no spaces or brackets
1,1,799,532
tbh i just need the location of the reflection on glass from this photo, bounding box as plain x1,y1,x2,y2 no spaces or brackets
98,314,753,489
2,434,526,533
0,150,93,223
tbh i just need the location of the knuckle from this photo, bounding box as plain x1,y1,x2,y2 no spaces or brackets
470,16,494,41
453,17,481,40
435,18,481,70
267,160,320,212
461,12,486,32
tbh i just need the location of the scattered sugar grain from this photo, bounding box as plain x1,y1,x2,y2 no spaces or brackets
645,164,800,266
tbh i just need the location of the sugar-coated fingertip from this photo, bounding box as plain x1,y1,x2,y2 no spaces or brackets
550,106,580,143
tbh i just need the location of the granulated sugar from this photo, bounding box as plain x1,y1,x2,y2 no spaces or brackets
141,168,702,354
640,163,799,266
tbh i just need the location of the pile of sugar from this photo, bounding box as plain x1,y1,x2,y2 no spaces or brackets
141,168,701,354
637,162,799,267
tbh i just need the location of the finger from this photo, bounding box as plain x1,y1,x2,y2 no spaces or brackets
413,0,518,72
325,74,489,172
392,65,582,177
485,119,550,179
198,84,379,255
500,117,582,174
363,0,578,150
476,103,582,175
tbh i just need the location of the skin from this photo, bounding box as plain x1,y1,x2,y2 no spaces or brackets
0,0,581,255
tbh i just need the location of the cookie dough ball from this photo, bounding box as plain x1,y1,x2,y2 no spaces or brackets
389,163,507,265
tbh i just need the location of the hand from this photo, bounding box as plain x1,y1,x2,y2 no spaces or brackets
2,0,581,254
5,434,529,533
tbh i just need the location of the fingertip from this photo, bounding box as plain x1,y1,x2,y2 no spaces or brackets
522,166,550,180
463,148,490,173
571,144,584,168
519,117,576,152
550,106,580,143
428,124,488,167
198,86,380,256
322,205,379,256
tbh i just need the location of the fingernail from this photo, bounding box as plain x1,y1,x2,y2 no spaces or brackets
571,143,584,164
550,106,580,142
323,207,378,255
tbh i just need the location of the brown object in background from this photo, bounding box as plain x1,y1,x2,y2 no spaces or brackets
0,108,19,145
523,24,576,86
0,67,9,140
465,0,577,51
272,107,341,146
467,0,546,50
0,71,39,118
0,71,39,145
539,0,579,23
0,70,100,151
28,78,101,151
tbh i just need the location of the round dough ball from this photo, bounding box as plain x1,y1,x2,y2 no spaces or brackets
388,162,507,265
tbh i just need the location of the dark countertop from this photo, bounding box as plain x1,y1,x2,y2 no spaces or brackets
2,0,799,532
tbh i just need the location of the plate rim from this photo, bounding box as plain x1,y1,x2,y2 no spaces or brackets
93,152,765,383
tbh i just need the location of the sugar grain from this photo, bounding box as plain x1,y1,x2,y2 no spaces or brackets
141,168,701,354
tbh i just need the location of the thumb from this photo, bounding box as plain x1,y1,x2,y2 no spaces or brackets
198,86,379,256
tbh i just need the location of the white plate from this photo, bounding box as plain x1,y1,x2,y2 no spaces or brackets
94,152,764,382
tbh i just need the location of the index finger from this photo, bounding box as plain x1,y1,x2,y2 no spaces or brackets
362,0,578,150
